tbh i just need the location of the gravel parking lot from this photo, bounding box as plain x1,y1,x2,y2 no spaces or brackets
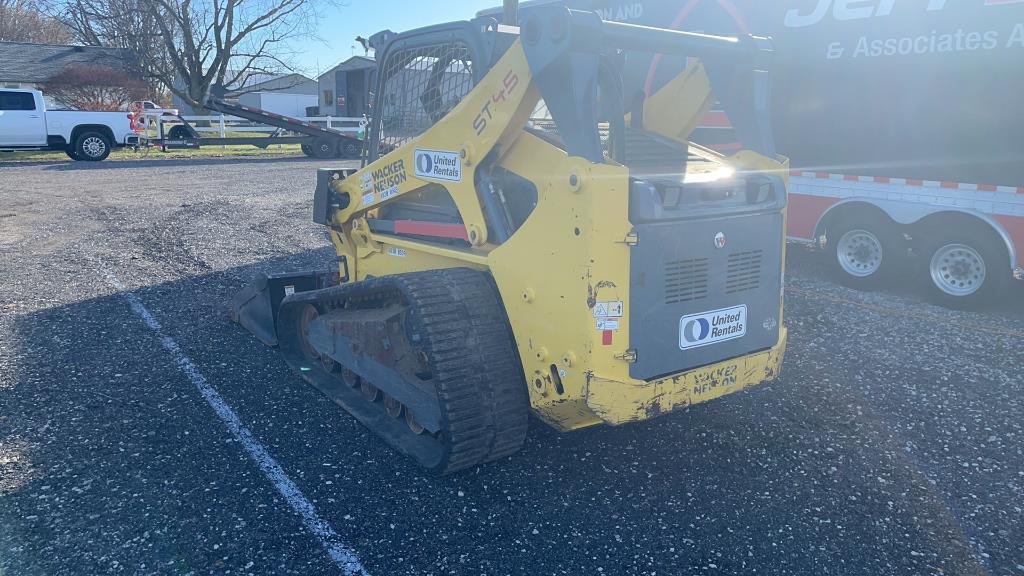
1,157,1022,576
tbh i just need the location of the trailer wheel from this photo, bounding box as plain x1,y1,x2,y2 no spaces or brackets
310,137,336,159
74,131,112,161
301,143,315,157
338,139,362,159
167,125,191,140
921,232,1007,310
828,219,901,290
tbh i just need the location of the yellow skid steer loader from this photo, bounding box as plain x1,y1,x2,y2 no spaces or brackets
232,4,789,474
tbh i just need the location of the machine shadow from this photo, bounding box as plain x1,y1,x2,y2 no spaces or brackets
2,245,788,489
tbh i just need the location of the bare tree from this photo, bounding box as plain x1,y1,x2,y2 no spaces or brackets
58,0,172,101
41,64,149,109
58,0,322,111
0,0,71,43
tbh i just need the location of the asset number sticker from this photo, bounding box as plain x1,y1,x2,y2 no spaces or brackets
387,247,407,258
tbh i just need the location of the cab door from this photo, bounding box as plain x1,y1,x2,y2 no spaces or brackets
0,91,46,146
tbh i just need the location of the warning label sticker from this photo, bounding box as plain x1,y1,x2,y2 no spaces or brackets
414,149,462,182
596,318,619,331
592,300,624,318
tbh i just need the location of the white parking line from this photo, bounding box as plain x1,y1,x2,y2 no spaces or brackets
107,275,369,576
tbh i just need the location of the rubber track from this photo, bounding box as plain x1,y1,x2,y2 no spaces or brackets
396,269,530,473
279,268,529,475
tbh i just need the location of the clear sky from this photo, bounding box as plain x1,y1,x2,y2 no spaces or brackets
292,0,501,78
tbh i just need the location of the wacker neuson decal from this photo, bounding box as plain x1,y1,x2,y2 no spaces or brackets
679,305,747,350
414,149,462,182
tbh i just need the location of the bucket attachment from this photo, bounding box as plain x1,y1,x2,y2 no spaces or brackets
229,271,333,346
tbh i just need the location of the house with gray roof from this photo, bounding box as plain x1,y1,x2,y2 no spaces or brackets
0,41,135,91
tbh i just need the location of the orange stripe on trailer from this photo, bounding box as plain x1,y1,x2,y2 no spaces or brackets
790,171,1020,194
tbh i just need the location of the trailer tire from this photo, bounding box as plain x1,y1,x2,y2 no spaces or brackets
310,137,336,159
827,218,901,290
74,131,112,161
921,232,1007,310
338,139,362,159
167,125,191,140
301,143,315,157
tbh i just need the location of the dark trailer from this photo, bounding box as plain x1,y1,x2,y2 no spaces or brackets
140,91,365,159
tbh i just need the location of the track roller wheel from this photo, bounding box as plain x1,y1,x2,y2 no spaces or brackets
341,368,360,388
405,409,425,435
360,381,380,402
384,394,403,418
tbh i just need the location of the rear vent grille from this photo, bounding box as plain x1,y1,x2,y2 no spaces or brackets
665,258,710,303
726,250,763,294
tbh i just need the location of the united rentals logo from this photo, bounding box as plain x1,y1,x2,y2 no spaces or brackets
414,149,462,182
679,305,747,350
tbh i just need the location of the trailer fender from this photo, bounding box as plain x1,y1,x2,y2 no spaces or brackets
814,198,1017,272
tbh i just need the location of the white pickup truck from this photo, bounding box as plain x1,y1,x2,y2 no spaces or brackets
0,88,138,161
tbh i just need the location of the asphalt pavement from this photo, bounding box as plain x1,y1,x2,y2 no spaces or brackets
1,157,1022,575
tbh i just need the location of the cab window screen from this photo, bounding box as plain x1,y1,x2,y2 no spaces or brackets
375,42,473,153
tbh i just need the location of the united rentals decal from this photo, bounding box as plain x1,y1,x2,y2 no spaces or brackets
679,305,747,350
414,149,462,183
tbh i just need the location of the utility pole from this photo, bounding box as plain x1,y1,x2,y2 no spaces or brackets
503,0,518,26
